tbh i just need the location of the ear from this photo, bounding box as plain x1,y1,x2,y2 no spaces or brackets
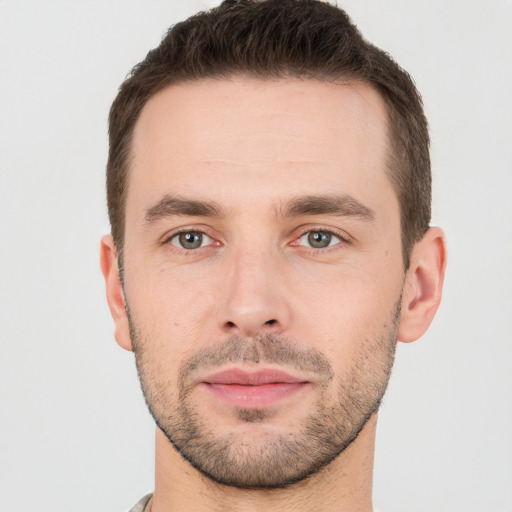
100,235,133,351
398,227,447,343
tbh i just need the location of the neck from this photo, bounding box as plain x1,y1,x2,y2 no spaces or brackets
150,414,377,512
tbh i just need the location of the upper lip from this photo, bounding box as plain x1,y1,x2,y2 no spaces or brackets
202,368,308,386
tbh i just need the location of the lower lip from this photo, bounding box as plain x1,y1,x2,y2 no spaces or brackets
203,382,309,409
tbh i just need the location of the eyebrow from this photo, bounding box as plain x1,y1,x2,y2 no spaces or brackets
144,195,224,223
144,193,376,224
280,194,376,221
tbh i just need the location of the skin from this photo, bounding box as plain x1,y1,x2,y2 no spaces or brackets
101,77,446,511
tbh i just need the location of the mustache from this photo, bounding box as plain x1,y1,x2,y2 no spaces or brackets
179,334,334,385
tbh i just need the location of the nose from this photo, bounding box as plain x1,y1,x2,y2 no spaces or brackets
218,247,291,338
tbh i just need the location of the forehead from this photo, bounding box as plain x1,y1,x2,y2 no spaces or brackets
128,77,395,218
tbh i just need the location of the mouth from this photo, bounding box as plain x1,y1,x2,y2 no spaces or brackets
201,368,311,409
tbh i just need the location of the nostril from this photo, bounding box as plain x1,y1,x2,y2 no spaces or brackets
223,318,278,334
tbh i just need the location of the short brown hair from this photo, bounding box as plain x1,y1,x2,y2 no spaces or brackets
107,0,430,269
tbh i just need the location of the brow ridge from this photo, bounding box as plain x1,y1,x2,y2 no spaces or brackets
144,193,375,224
281,194,376,220
144,195,224,223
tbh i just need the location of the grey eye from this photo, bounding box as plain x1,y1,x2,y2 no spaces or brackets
308,231,332,248
297,230,341,249
170,231,211,250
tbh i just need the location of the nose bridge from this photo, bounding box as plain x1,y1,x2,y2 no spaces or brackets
220,242,289,337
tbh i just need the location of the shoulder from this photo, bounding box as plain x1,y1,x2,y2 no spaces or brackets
127,493,152,512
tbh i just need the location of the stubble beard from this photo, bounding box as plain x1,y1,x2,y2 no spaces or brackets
128,300,400,490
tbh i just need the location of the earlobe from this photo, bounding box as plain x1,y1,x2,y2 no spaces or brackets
100,235,133,352
398,227,447,343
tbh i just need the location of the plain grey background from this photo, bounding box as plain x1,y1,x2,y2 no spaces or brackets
1,1,511,511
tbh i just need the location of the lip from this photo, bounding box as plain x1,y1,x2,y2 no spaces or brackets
201,368,310,409
204,368,306,386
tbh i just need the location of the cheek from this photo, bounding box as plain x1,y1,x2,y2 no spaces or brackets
289,261,403,354
124,259,220,354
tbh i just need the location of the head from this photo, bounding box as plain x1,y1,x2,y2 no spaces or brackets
107,0,431,271
101,0,446,491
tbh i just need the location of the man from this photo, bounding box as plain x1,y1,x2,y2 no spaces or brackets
100,1,446,510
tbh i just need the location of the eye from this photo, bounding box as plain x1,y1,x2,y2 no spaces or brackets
169,231,213,250
297,230,342,249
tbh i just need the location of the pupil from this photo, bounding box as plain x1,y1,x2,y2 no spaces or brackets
308,231,331,248
179,232,202,249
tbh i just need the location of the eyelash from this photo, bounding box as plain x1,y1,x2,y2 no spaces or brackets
163,226,219,254
162,226,351,253
292,226,351,252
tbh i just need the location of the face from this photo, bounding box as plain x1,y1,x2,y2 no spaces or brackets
121,78,405,488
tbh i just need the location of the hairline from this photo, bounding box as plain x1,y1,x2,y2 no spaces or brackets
115,73,414,270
